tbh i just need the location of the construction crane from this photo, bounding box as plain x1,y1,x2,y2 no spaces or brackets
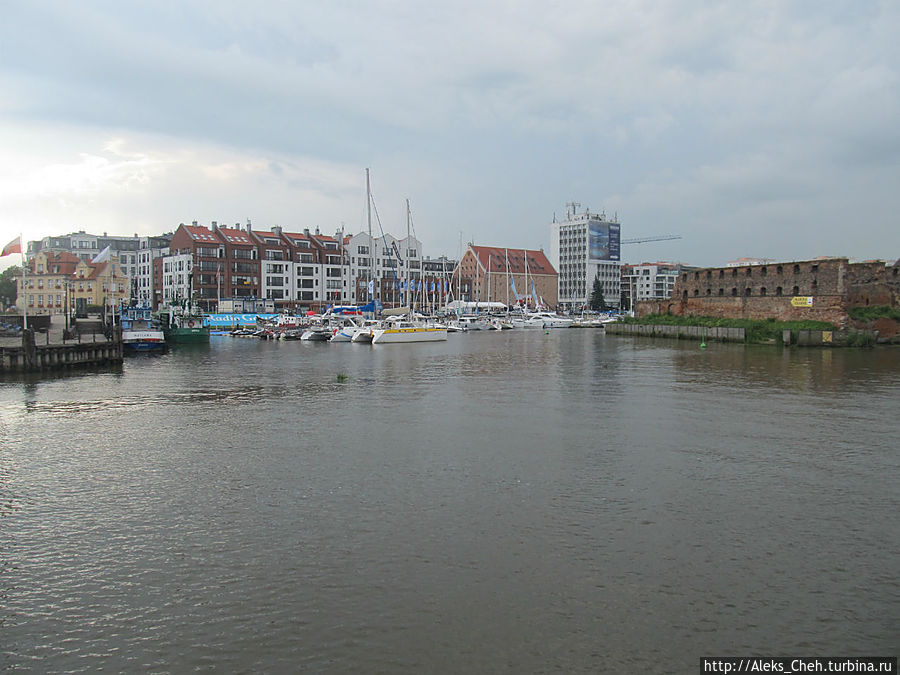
621,235,682,244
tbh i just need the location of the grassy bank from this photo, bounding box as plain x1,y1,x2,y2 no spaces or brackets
620,314,836,343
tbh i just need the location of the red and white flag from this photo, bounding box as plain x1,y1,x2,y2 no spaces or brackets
1,236,21,257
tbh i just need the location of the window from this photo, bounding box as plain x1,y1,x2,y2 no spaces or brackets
760,287,767,296
793,264,800,274
731,288,737,296
718,288,724,296
811,264,819,273
357,245,369,255
744,287,751,296
792,286,800,296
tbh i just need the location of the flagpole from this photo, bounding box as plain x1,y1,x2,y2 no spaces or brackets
22,234,27,330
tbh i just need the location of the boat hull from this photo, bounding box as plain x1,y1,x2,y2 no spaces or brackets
123,333,167,353
371,327,448,344
164,327,210,343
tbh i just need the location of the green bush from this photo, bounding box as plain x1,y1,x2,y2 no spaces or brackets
848,305,900,322
622,314,835,343
845,331,875,347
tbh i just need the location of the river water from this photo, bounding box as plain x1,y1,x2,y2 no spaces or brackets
1,330,898,673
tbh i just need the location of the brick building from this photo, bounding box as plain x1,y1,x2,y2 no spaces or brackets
455,245,558,309
640,257,900,327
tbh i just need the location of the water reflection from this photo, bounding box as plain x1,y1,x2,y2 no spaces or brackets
1,330,898,672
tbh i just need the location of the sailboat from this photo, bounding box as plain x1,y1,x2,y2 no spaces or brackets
371,200,447,344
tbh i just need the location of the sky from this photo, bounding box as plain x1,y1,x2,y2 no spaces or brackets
1,0,899,270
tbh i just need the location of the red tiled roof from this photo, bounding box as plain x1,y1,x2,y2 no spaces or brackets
217,227,254,245
185,225,220,243
470,245,557,276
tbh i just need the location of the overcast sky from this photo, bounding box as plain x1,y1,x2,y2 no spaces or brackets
2,0,898,268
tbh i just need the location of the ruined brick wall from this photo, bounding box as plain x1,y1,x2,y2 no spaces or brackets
636,296,847,325
675,258,849,300
637,258,898,325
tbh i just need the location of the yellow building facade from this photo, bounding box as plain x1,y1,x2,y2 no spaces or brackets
18,251,130,316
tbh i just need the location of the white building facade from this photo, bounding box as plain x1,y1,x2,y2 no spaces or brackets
549,206,622,310
161,253,193,304
621,263,685,310
345,231,422,304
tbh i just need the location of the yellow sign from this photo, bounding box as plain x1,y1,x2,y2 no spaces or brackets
791,296,814,307
823,331,832,343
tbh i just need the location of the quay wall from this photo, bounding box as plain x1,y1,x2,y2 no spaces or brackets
1,328,123,374
605,323,746,342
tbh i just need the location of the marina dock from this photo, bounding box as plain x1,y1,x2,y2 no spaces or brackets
0,316,123,374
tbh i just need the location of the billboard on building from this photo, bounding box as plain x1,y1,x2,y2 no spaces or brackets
589,220,620,261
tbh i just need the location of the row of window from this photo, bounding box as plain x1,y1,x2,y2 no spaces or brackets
695,264,818,281
685,286,805,298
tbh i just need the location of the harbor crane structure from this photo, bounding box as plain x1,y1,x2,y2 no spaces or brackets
621,235,682,244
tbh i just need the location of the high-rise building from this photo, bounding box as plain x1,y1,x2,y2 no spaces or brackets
549,205,621,310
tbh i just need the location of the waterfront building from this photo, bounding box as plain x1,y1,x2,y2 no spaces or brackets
621,262,695,311
455,245,558,309
135,238,170,308
726,257,777,267
644,257,900,327
549,205,622,311
27,231,171,290
18,250,129,317
344,231,423,306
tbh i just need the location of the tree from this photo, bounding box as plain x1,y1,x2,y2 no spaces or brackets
0,265,21,309
589,274,608,311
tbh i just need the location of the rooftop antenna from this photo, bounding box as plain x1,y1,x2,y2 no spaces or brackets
565,201,581,219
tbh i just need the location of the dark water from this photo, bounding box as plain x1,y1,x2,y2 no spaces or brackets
2,331,898,673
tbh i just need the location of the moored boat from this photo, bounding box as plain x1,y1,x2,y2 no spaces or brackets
119,305,166,353
155,303,210,343
371,317,448,344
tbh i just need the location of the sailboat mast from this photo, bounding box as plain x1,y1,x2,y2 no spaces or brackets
505,248,510,308
524,249,530,310
366,168,373,303
406,198,411,313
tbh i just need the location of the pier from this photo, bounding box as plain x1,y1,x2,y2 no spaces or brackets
0,316,123,373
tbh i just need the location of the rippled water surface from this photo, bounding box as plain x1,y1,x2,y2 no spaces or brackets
2,331,898,673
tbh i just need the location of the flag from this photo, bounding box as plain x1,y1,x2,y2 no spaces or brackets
1,236,21,257
91,245,112,263
531,279,539,307
510,276,519,299
367,279,374,294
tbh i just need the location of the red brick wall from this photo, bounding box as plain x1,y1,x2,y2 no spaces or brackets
637,295,848,326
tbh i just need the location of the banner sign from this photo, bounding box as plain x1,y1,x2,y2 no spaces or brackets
204,313,278,326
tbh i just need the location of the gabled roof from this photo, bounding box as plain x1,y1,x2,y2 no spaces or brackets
470,245,557,276
217,227,254,245
184,225,220,243
32,251,81,275
283,231,313,246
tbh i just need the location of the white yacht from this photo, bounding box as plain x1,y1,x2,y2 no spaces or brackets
521,312,575,329
371,317,448,344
